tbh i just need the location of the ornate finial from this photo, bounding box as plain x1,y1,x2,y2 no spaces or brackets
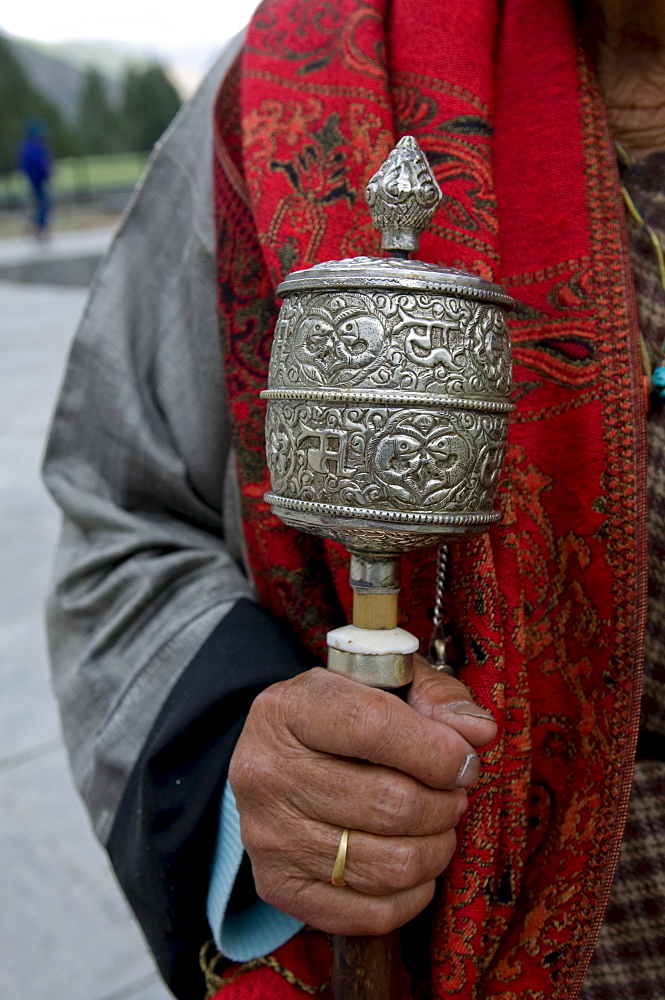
365,136,442,255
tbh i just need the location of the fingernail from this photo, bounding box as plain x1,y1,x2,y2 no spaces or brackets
457,752,480,787
446,700,495,721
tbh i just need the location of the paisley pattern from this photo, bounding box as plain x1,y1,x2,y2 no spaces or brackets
214,1,646,997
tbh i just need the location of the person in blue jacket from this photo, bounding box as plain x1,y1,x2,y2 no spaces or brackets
18,119,52,238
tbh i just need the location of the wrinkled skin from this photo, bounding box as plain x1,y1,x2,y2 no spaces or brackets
583,0,665,157
229,655,497,936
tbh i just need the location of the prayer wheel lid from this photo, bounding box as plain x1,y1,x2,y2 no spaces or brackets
277,255,514,307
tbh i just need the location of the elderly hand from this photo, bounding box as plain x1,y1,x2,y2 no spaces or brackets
228,654,497,936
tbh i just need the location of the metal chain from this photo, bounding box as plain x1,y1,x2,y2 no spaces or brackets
428,544,455,674
432,543,448,631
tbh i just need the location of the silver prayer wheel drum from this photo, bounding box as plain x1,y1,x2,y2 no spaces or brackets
262,137,515,557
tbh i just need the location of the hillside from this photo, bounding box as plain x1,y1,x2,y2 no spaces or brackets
4,33,217,106
1,33,184,173
6,35,119,123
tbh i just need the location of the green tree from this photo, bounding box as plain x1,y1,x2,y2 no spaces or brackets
0,36,76,173
77,68,122,154
121,63,181,152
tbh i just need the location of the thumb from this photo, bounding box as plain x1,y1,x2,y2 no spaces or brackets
407,654,498,749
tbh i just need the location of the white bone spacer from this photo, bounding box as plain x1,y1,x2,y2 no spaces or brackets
326,624,419,655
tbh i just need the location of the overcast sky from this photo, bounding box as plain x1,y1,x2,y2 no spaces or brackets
0,0,260,48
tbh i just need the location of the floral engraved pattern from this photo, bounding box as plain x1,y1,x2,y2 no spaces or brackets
266,401,508,513
269,289,511,397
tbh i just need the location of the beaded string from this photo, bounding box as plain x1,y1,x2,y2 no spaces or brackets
616,141,665,400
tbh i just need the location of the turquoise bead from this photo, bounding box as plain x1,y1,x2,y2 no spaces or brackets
652,366,665,398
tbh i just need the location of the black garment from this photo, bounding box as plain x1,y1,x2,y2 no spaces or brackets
107,599,314,1000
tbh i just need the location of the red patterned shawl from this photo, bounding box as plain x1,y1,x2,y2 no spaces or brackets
212,0,648,996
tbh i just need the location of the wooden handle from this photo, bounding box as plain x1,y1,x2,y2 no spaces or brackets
352,591,398,630
332,932,401,1000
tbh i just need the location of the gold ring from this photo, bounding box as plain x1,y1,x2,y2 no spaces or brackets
331,827,350,887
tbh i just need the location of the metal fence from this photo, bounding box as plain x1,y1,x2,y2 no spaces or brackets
0,152,148,210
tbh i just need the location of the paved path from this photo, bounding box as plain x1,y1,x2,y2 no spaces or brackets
0,227,117,286
0,229,171,999
0,226,116,266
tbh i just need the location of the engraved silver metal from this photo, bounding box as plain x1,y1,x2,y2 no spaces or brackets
277,257,514,302
365,136,443,254
263,387,514,412
263,136,515,687
269,284,513,398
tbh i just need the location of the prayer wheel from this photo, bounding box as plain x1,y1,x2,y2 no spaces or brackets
264,135,514,687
